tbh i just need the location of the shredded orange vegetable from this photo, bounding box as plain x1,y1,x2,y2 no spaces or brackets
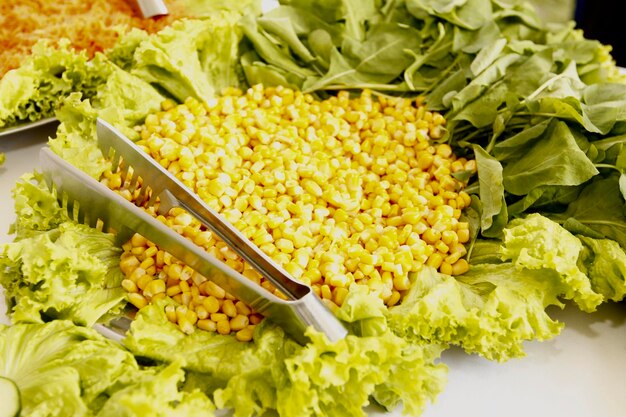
0,0,188,77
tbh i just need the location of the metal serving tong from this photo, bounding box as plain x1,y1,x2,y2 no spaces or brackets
133,0,168,18
39,118,347,344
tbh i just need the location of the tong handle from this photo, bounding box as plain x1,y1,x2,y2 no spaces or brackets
135,0,168,18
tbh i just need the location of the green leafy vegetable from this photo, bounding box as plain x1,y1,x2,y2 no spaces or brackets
554,175,626,248
473,145,507,236
124,293,447,417
0,40,111,129
130,15,245,103
0,174,126,326
502,213,603,312
0,321,213,417
387,264,564,362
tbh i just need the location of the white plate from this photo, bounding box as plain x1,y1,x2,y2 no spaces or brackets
1,126,625,417
0,117,58,138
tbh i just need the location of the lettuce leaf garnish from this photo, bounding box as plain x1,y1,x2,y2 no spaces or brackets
0,321,214,417
0,174,126,326
124,293,447,417
0,40,111,128
388,264,564,362
120,15,246,103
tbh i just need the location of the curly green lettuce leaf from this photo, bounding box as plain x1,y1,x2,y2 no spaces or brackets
576,235,626,302
502,213,603,311
0,321,140,416
0,40,111,128
93,65,166,134
0,174,126,326
124,292,447,417
48,60,165,178
47,93,109,179
98,361,215,417
388,265,563,361
129,15,245,103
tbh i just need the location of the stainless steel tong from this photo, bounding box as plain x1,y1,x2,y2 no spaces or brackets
39,118,347,344
134,0,168,18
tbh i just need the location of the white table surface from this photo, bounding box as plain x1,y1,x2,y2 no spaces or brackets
1,126,625,417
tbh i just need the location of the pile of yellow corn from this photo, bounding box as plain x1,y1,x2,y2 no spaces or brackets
101,84,476,340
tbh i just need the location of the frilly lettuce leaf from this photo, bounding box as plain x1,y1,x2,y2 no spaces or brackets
9,172,69,237
388,265,564,361
502,213,603,311
98,361,215,417
0,321,213,417
0,40,111,128
47,93,108,179
0,174,126,326
387,213,624,362
48,59,165,179
94,64,166,134
577,235,626,302
0,321,139,416
129,15,245,103
123,292,447,417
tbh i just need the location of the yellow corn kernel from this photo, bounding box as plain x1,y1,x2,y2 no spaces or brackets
235,326,254,342
121,279,138,293
235,301,252,316
216,319,231,335
434,240,449,254
440,262,453,275
320,284,332,300
441,230,457,246
445,246,466,264
222,299,237,318
167,263,183,280
392,274,411,291
185,309,198,325
426,252,444,269
178,316,195,334
143,279,166,298
421,229,441,244
202,296,220,314
204,281,226,299
417,153,434,170
143,246,158,259
179,279,190,293
211,313,228,322
451,259,469,275
128,292,148,309
249,314,263,325
197,319,217,332
230,314,249,331
276,238,295,253
196,305,209,320
457,228,470,243
333,287,350,306
165,304,177,323
166,285,182,297
130,233,148,248
387,290,401,307
136,274,153,291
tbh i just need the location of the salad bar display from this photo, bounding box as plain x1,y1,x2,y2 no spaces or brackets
1,1,625,416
